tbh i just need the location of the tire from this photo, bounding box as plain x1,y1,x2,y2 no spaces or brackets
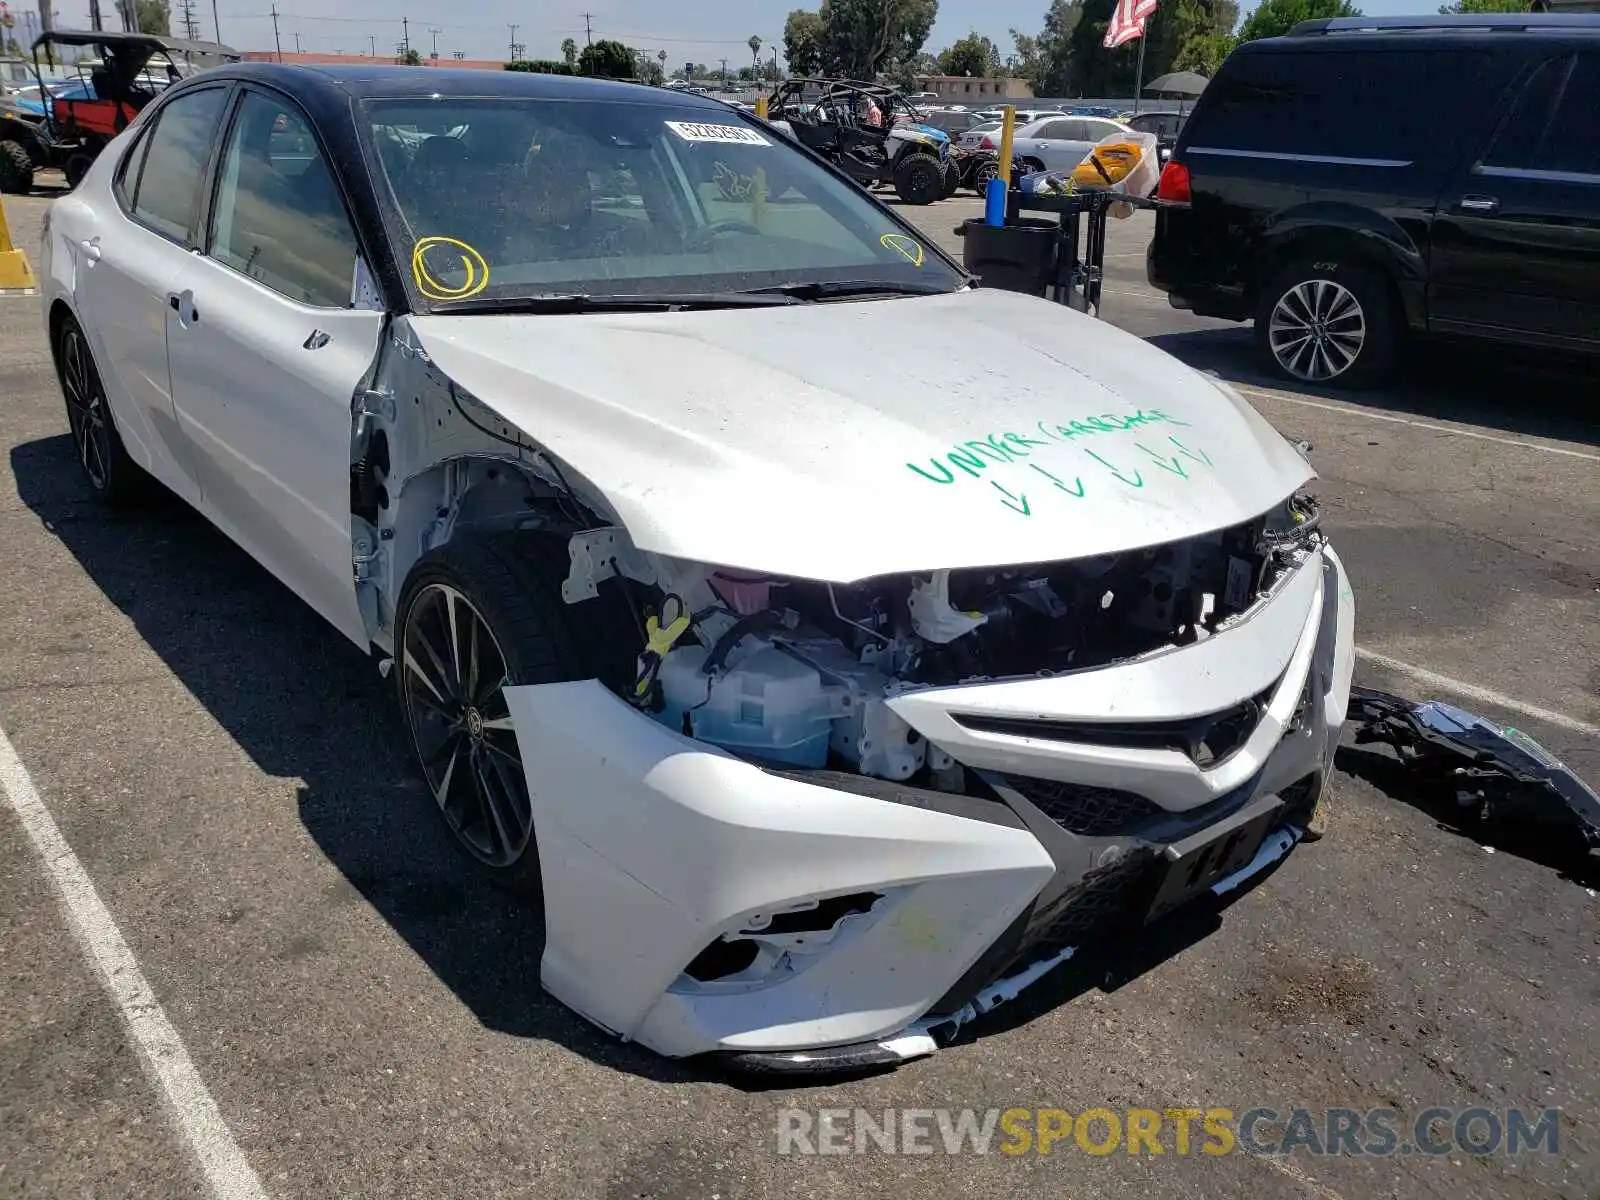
970,158,999,195
1255,258,1401,388
0,138,34,195
893,151,943,205
64,152,95,190
393,532,637,898
1019,157,1046,177
940,157,961,199
52,313,146,503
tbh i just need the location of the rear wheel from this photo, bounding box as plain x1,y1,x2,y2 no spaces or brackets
940,157,961,198
394,533,635,897
0,138,34,195
893,151,943,205
53,314,145,503
63,152,95,189
970,158,999,194
1255,259,1401,388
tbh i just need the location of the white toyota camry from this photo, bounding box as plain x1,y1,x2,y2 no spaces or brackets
40,63,1355,1072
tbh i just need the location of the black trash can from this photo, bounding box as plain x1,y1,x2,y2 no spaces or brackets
958,217,1059,297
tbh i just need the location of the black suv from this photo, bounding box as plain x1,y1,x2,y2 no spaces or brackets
1147,15,1600,387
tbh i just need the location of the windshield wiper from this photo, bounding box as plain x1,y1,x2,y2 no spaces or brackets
429,292,802,314
743,279,959,301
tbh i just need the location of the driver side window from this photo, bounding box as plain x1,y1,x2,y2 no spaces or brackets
207,91,362,308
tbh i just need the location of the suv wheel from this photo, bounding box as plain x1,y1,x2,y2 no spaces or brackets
1255,259,1400,387
0,138,34,194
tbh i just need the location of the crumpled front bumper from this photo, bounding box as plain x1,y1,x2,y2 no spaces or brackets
504,547,1355,1067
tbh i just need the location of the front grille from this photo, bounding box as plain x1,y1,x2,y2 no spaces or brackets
954,680,1280,769
1004,777,1165,837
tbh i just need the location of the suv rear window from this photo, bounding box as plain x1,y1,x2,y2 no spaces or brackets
1190,48,1491,164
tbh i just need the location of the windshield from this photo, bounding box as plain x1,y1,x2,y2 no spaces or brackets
363,96,961,310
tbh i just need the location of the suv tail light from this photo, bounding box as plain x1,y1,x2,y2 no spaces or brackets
1156,160,1191,203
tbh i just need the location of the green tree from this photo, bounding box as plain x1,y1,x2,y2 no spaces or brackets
638,57,664,84
399,47,423,65
135,0,171,35
937,30,1000,76
784,9,827,75
578,38,636,78
1173,30,1237,72
561,37,578,66
1238,0,1359,41
819,0,939,79
1438,0,1526,10
749,33,763,74
1013,0,1079,96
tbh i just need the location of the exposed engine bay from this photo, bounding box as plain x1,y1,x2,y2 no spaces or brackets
572,493,1324,788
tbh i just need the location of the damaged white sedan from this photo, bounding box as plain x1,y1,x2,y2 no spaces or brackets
42,63,1355,1072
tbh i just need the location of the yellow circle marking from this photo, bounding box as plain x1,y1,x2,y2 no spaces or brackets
880,232,925,267
412,236,490,301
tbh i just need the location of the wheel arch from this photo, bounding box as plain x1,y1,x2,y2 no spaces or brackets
1252,209,1424,332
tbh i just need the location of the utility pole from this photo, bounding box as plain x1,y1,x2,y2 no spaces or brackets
508,23,524,60
428,25,440,60
401,15,409,57
368,34,376,57
582,12,593,46
293,31,301,52
88,0,102,31
177,0,198,39
210,0,220,43
719,57,727,81
270,2,282,62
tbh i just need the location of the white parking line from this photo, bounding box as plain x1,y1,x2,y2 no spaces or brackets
1236,386,1600,464
0,724,268,1200
1355,647,1600,739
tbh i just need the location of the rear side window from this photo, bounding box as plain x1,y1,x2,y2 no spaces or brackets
1482,52,1600,178
131,86,229,241
1191,48,1490,163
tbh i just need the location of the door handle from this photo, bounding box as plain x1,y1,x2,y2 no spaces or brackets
79,237,101,262
1459,194,1500,213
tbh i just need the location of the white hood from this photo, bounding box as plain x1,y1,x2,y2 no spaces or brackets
409,288,1313,581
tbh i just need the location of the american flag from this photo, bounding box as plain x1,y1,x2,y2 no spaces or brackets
1103,0,1159,48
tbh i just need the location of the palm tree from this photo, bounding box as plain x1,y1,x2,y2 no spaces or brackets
749,34,762,75
561,37,578,67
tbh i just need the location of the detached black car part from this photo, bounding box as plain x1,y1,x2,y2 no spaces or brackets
1348,686,1600,851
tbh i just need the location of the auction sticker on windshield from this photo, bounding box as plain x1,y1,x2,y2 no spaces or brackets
666,121,771,146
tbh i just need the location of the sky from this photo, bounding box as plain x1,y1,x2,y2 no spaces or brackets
28,0,1436,69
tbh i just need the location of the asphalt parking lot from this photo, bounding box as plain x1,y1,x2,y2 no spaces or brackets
2,178,1597,1200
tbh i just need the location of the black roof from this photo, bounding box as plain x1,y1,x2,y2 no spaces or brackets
32,28,238,56
1286,13,1600,35
214,61,736,109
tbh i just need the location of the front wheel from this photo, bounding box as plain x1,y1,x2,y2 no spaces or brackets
893,152,943,205
394,533,635,896
1255,259,1401,388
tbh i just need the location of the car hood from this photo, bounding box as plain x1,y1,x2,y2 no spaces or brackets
408,287,1313,581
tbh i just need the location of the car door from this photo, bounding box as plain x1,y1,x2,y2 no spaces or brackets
1428,50,1600,348
1031,120,1089,171
164,85,385,649
73,83,233,506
